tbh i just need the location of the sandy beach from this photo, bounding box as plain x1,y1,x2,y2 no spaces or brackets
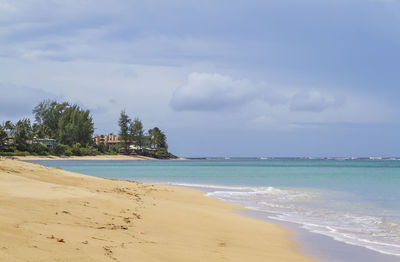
0,159,315,261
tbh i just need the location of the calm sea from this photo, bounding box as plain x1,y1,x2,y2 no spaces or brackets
30,159,400,258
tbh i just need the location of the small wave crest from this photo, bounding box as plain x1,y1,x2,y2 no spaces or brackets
173,182,400,257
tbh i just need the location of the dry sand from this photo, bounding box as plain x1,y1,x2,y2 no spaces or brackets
0,159,316,261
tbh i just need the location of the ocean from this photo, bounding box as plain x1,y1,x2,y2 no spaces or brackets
30,159,400,260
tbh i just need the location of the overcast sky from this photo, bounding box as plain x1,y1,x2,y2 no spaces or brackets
1,0,399,157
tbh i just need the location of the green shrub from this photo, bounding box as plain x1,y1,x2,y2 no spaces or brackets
0,152,13,156
39,151,50,156
156,147,168,155
16,144,28,152
15,151,30,156
30,142,48,154
64,149,72,157
53,144,69,156
107,151,117,155
1,146,16,153
71,143,82,156
96,143,107,153
0,151,31,156
80,147,95,156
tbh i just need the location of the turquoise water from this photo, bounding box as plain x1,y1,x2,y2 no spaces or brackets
31,159,400,257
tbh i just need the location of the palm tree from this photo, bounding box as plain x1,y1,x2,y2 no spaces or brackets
4,120,14,135
14,119,32,151
148,127,167,150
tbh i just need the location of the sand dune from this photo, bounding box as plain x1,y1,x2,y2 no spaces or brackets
0,159,315,261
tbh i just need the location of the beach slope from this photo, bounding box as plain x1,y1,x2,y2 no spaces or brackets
0,159,314,261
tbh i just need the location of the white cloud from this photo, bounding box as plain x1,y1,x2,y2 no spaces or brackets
169,72,392,131
289,90,344,112
170,73,257,111
0,1,232,66
171,72,345,113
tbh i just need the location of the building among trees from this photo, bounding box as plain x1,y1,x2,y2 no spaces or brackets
33,138,57,149
93,133,119,145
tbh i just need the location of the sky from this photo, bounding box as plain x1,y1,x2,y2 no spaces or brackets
1,0,400,157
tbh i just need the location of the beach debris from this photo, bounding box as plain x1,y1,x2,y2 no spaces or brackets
57,238,65,243
82,240,88,244
56,166,62,170
61,210,70,214
47,235,65,243
120,225,128,230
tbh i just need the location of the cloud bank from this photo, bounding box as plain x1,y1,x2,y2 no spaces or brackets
171,72,345,114
170,73,256,111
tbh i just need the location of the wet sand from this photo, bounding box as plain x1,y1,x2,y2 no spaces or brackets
241,209,399,262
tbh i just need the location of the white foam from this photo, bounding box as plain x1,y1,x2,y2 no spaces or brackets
170,182,253,191
172,182,400,257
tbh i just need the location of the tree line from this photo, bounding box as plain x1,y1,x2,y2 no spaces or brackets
118,110,168,155
0,100,95,156
33,100,94,146
0,100,172,158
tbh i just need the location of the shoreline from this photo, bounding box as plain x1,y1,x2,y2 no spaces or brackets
0,159,314,261
241,210,400,262
6,155,188,161
169,183,400,262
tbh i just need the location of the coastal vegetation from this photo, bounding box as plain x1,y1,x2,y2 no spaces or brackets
0,100,174,158
118,110,172,158
118,110,131,154
33,100,94,147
